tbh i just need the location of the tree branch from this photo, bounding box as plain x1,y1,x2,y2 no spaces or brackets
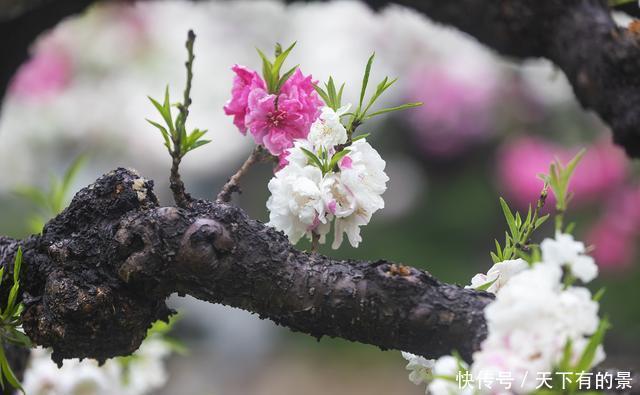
0,168,493,365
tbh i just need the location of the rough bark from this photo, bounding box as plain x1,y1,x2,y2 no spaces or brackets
0,168,493,365
2,0,640,156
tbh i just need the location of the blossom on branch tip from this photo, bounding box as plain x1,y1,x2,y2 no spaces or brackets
244,69,323,155
307,105,350,150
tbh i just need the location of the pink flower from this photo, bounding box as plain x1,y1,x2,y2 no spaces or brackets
245,69,323,156
405,64,498,158
10,48,72,100
586,186,640,271
497,136,628,208
223,65,265,134
586,220,635,272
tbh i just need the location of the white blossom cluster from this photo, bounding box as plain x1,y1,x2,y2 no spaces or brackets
402,232,604,395
266,106,389,249
21,337,171,395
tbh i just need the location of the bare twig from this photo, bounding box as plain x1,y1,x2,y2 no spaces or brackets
168,30,197,208
216,146,267,203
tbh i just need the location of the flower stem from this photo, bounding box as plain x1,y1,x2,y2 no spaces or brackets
217,146,266,203
311,232,320,254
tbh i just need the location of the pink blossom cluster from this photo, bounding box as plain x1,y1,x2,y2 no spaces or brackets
497,136,628,209
586,186,640,271
405,65,498,158
10,47,73,101
224,65,323,156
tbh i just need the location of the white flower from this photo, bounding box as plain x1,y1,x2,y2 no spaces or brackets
469,263,603,394
467,258,528,294
307,105,350,150
23,339,172,395
401,352,435,386
426,356,471,395
266,163,329,244
269,137,387,249
332,139,388,249
541,232,598,283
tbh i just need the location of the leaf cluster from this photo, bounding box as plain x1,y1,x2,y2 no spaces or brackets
552,318,611,394
315,54,421,139
0,248,31,392
538,149,585,231
491,197,549,264
147,87,211,159
15,155,87,234
257,42,298,94
300,146,351,176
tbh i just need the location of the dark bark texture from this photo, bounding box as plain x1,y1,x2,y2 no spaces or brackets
0,168,493,365
2,0,640,156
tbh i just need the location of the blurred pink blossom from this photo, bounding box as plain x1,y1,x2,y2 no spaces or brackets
405,65,498,158
497,136,628,208
9,48,72,100
586,186,640,271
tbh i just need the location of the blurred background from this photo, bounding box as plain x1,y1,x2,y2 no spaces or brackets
1,1,639,394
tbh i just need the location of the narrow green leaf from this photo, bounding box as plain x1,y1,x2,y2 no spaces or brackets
575,318,610,373
314,84,331,105
593,287,606,302
300,147,324,170
365,102,422,119
535,214,550,229
277,66,298,92
499,198,519,240
475,278,498,291
359,53,376,110
272,42,297,78
148,96,173,133
351,133,370,142
329,150,351,170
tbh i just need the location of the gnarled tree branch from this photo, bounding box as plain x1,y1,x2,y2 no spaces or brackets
0,168,492,365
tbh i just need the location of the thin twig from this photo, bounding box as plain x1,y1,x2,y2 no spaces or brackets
311,232,320,253
217,146,265,203
170,30,196,209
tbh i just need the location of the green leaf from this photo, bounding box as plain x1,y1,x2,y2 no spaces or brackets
272,42,296,80
575,318,610,373
557,338,573,372
314,84,331,105
329,150,351,170
358,53,375,110
351,133,370,142
593,287,606,302
13,187,49,212
474,278,498,291
499,198,519,241
277,65,298,92
365,102,423,119
535,214,550,229
300,147,325,171
257,48,274,92
12,248,21,286
147,119,172,150
337,83,346,108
